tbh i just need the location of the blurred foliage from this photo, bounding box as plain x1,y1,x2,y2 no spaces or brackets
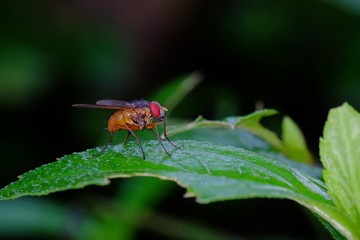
0,198,67,238
0,44,49,104
324,0,360,15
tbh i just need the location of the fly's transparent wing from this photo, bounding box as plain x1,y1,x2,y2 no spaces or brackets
96,99,150,108
73,99,150,109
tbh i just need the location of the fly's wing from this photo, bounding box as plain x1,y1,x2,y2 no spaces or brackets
72,103,123,109
73,99,150,109
96,99,150,108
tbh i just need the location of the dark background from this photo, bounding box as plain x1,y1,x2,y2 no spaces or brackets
1,0,359,239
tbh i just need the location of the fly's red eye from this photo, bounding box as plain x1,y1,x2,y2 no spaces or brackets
149,101,162,118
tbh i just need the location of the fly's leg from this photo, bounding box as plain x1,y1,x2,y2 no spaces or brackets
163,120,180,149
125,124,146,159
93,131,113,157
151,126,171,156
122,131,131,144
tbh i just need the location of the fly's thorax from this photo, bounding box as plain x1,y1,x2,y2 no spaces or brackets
129,108,153,129
107,108,158,132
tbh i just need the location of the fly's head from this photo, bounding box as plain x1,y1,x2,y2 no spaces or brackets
149,101,167,122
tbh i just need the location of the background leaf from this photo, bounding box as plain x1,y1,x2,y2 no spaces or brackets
168,109,284,152
282,116,313,164
233,109,284,151
320,102,360,234
172,127,323,179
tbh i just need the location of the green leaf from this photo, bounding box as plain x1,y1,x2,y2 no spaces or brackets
0,140,354,238
282,116,313,164
168,109,284,151
169,112,317,166
316,215,347,240
234,109,285,151
320,102,360,235
0,140,323,203
168,111,323,178
172,127,323,179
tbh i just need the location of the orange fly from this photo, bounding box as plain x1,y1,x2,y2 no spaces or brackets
73,99,179,159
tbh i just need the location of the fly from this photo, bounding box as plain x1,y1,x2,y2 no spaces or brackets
73,99,179,159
